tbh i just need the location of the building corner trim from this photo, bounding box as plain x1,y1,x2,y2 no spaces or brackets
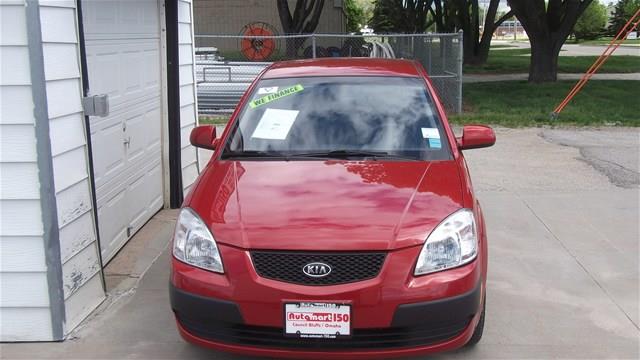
166,0,184,208
25,0,66,340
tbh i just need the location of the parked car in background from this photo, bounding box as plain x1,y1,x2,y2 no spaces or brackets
170,58,495,358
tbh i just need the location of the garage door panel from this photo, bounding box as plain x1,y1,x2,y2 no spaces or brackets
84,0,164,264
97,190,128,260
123,51,144,94
147,164,163,211
143,50,160,88
85,47,120,101
84,0,159,40
124,113,146,163
126,163,162,235
142,163,163,225
90,98,161,191
95,159,163,262
94,155,161,208
109,92,160,118
91,121,125,188
144,107,162,148
85,41,160,111
124,99,162,164
92,1,116,32
121,2,141,27
126,173,148,228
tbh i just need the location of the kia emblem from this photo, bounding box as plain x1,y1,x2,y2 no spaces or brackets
303,262,332,278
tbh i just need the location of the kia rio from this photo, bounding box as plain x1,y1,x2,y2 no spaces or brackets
170,58,495,359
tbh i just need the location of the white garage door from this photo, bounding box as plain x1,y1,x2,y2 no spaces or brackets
83,0,164,263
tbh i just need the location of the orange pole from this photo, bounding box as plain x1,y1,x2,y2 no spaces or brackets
554,10,639,113
555,15,639,113
555,28,632,112
552,8,640,117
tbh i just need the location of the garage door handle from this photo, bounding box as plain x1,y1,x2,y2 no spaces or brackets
123,137,131,148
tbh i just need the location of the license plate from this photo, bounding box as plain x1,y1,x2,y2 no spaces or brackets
284,302,351,338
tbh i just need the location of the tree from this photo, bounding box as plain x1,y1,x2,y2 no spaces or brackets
345,0,366,32
507,0,594,83
369,0,402,33
370,0,432,33
354,0,375,25
430,0,454,32
453,0,514,64
370,0,511,64
276,0,326,56
574,1,607,40
608,0,640,35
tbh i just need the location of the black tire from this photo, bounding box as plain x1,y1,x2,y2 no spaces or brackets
466,295,485,347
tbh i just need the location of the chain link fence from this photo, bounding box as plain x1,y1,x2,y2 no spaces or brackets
195,33,463,115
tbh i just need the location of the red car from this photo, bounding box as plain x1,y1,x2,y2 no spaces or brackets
170,58,495,359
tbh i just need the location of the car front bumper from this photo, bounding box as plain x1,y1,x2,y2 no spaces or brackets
170,243,484,359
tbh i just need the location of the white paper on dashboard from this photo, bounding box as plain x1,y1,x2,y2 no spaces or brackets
421,127,440,139
251,108,299,140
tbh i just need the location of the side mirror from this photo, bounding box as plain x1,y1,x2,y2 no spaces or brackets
190,125,219,150
457,125,495,150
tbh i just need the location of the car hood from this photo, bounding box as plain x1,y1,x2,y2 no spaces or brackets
189,160,464,251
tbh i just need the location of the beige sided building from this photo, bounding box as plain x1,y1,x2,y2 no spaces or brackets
194,0,347,56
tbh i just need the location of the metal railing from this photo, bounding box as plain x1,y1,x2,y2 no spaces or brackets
195,32,463,115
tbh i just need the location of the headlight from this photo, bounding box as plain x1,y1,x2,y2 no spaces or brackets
414,209,477,275
173,208,224,273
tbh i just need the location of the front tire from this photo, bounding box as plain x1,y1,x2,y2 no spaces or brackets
466,295,485,347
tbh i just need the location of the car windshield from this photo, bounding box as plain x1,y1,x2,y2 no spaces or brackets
221,76,452,161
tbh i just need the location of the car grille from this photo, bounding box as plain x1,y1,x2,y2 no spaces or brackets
250,251,386,286
177,314,469,350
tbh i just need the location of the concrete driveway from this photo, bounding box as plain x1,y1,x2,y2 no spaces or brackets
2,128,639,359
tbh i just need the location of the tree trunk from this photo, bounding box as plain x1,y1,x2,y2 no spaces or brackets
528,36,561,82
463,31,476,64
465,41,491,65
469,25,496,65
461,0,511,66
507,0,592,83
277,0,324,58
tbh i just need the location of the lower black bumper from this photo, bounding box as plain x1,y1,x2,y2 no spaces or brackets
170,282,481,350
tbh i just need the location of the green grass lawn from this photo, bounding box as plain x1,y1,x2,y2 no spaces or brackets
489,44,518,49
199,115,231,125
450,80,640,127
464,48,640,74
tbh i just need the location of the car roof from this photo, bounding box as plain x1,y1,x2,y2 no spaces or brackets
261,58,422,79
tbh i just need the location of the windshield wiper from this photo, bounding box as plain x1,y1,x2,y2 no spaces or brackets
221,150,288,159
291,150,417,160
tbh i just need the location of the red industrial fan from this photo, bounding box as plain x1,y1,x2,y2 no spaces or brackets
239,22,279,61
